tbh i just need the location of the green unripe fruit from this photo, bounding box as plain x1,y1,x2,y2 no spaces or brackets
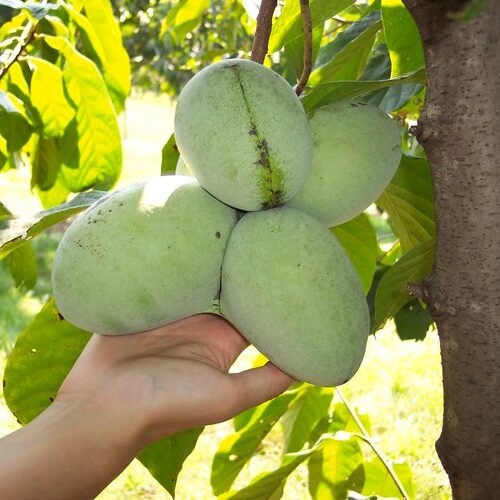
52,176,237,335
288,101,402,226
220,207,369,386
174,58,312,211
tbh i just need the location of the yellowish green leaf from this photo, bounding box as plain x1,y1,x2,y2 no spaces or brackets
42,35,122,193
381,0,425,77
269,0,354,53
28,57,75,138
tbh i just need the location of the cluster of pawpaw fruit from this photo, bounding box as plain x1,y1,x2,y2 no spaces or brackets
52,59,402,387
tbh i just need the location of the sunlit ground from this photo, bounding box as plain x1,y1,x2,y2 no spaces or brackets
0,93,451,499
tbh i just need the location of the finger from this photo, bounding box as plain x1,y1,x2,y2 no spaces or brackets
228,363,296,413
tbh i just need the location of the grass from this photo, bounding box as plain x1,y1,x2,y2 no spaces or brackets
0,92,451,499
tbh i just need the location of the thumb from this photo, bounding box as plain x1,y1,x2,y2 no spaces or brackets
229,362,296,413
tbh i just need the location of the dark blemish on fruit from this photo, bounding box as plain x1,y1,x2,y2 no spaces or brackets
256,138,271,168
49,396,54,402
215,231,221,239
58,312,65,320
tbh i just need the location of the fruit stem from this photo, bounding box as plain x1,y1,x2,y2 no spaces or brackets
295,0,313,96
251,0,277,64
336,388,411,499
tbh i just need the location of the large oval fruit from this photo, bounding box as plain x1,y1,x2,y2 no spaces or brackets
52,176,237,335
174,58,312,211
220,207,370,386
288,101,402,226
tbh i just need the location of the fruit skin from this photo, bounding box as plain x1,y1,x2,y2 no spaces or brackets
174,58,312,211
52,176,237,335
288,101,402,227
220,206,370,387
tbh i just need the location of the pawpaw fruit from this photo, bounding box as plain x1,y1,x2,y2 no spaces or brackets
174,58,312,211
288,101,402,226
219,206,370,386
52,176,237,334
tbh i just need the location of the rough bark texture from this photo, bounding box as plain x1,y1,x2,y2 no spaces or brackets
402,1,500,498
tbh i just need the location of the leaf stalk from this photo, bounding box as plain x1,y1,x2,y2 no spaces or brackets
295,0,313,96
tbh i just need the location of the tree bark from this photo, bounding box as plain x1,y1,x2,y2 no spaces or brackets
402,1,500,498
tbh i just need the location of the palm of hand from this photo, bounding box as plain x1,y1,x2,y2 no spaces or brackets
57,314,293,443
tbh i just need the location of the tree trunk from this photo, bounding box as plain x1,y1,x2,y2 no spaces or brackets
402,0,500,498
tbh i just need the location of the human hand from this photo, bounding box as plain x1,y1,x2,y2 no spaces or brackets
57,313,294,447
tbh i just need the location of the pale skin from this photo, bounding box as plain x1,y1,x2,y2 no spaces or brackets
0,313,294,499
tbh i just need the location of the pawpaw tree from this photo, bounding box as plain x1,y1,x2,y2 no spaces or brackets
0,0,498,498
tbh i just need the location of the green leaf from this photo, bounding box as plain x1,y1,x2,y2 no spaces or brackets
381,0,425,78
281,385,334,454
80,0,131,111
269,0,354,53
211,388,301,495
373,239,435,332
4,241,38,290
0,148,8,170
394,299,433,341
301,68,426,112
0,0,59,20
221,445,316,500
59,0,130,113
5,60,31,104
332,214,378,294
329,400,372,435
42,35,122,193
0,190,107,259
347,457,414,499
3,298,91,424
162,0,210,43
309,14,382,85
138,428,203,498
161,133,179,175
31,136,62,190
283,23,324,82
358,44,423,113
0,90,33,152
308,435,364,499
377,155,435,253
28,57,75,138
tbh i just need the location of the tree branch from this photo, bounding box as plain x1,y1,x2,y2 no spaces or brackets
0,19,37,82
295,0,313,96
251,0,277,64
